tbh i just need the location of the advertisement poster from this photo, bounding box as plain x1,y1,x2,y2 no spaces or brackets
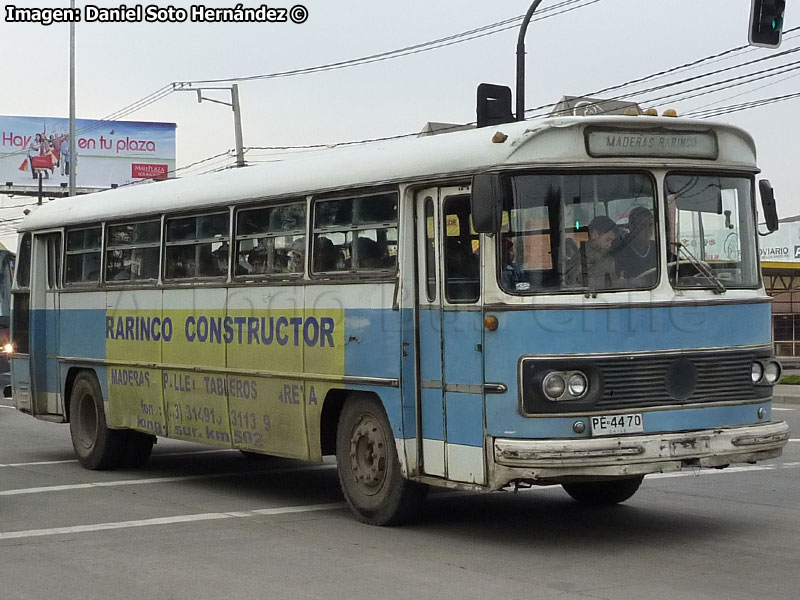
0,115,176,189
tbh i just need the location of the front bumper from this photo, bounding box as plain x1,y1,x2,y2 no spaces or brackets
490,420,790,488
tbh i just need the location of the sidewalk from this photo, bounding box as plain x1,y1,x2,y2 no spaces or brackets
773,384,800,406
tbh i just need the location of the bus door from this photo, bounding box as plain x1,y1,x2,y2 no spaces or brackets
29,232,62,417
415,187,486,484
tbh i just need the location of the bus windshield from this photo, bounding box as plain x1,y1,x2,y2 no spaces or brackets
665,174,759,289
500,172,657,294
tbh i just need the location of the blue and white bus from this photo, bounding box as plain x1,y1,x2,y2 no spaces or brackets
10,113,790,524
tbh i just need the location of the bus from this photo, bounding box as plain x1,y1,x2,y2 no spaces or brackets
9,112,790,525
0,243,14,397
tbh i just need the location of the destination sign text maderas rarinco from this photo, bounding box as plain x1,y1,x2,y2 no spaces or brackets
586,128,718,159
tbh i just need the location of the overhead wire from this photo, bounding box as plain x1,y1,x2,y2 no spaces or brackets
180,0,602,85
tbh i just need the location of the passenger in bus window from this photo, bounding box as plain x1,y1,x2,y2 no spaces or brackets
616,206,656,281
566,215,621,289
211,244,229,277
501,237,527,291
287,238,305,273
355,237,381,269
246,245,267,274
314,236,338,272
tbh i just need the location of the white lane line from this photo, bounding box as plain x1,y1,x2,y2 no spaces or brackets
0,405,15,409
789,439,799,443
649,465,776,479
773,407,797,411
0,459,77,468
0,464,336,497
0,503,346,541
0,448,237,468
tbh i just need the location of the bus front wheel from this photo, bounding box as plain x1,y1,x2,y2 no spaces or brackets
561,475,644,506
336,395,426,526
69,372,125,470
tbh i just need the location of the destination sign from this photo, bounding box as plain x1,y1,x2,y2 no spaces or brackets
586,128,718,159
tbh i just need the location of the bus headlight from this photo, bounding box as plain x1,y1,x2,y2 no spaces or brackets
543,373,566,400
567,372,589,398
542,371,590,401
763,361,781,385
1,343,13,354
751,362,764,383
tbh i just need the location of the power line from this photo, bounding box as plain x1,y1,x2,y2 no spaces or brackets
688,91,800,118
179,0,604,85
530,34,800,118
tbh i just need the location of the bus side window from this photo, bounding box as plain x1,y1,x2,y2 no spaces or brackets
443,195,479,303
234,202,306,278
16,233,31,289
46,233,62,289
311,191,398,275
164,212,230,280
424,197,436,301
12,233,31,354
65,227,102,285
105,220,160,283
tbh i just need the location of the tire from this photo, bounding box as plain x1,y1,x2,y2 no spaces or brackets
121,431,155,468
336,395,427,526
562,475,644,506
69,371,125,470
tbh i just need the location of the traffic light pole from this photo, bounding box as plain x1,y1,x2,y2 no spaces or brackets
515,0,544,121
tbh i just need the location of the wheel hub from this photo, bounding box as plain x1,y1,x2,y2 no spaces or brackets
77,391,98,450
349,415,388,496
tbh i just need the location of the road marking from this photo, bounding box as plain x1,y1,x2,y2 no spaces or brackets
649,465,774,479
789,439,799,443
0,404,15,409
773,407,796,412
0,448,237,468
0,503,346,541
0,459,77,468
0,463,336,496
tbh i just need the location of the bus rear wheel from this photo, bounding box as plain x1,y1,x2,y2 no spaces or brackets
69,371,125,470
561,475,644,506
336,395,426,526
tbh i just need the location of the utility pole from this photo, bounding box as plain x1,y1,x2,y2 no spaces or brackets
175,83,246,168
516,0,544,121
68,0,76,195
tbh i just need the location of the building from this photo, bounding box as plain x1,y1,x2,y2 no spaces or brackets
760,215,800,360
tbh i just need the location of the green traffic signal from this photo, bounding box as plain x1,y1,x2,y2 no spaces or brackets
749,0,787,48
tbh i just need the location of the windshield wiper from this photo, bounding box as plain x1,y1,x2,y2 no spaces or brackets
671,241,726,294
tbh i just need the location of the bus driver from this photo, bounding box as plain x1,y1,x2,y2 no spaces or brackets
566,215,621,289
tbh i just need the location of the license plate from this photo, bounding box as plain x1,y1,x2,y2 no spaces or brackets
590,413,644,436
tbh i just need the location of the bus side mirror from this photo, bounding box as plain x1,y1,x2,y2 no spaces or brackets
759,179,779,232
471,173,504,233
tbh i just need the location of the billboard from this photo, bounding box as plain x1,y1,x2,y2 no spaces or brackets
758,221,800,265
0,115,176,189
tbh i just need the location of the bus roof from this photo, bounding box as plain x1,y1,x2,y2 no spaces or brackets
19,115,757,232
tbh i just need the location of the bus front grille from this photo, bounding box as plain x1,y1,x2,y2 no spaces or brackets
520,347,773,414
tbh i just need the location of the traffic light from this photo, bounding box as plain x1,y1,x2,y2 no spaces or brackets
749,0,787,48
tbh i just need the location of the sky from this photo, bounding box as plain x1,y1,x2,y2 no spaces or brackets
0,0,798,251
